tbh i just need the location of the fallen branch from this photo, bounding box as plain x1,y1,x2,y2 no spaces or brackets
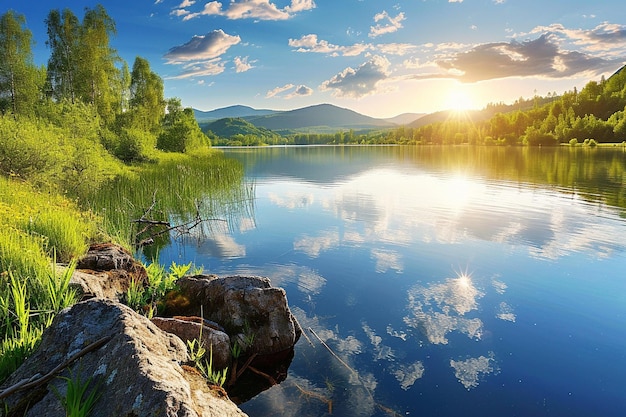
247,366,277,386
307,327,358,377
0,335,112,400
132,194,227,248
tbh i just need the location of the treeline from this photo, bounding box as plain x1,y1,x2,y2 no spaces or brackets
0,5,209,187
382,68,626,146
211,67,626,147
212,129,388,146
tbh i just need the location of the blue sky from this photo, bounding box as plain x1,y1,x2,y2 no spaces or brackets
4,0,626,118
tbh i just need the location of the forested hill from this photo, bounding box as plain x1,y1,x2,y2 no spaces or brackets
196,103,400,134
381,64,626,146
204,118,281,145
245,103,396,131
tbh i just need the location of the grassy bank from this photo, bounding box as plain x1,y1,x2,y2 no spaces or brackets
0,177,99,381
0,144,248,386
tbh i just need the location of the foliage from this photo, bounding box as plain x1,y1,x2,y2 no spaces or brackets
52,367,102,417
157,98,209,152
204,117,283,146
0,114,123,195
196,344,228,387
124,261,190,316
0,177,100,384
0,10,41,117
125,56,165,134
45,6,121,124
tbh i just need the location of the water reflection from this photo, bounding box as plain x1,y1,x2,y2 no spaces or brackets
161,146,626,416
450,352,498,390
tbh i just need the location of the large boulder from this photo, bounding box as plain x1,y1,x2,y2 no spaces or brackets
166,275,302,355
0,299,247,417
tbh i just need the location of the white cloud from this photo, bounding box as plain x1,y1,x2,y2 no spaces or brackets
233,56,254,72
285,0,316,13
170,8,190,17
320,55,391,98
167,59,226,79
369,11,406,38
434,32,620,82
164,30,241,64
175,0,314,21
265,83,312,99
376,42,416,56
285,85,313,99
266,83,295,98
289,34,370,56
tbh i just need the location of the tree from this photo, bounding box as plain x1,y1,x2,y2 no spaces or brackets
0,10,40,116
45,5,122,124
157,98,209,152
127,56,164,133
76,4,120,124
45,8,80,102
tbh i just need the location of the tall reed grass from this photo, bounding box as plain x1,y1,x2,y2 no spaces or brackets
0,177,95,384
83,149,254,252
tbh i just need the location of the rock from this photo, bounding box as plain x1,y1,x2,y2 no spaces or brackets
67,243,148,302
77,243,146,277
167,275,302,355
0,299,247,417
151,317,231,370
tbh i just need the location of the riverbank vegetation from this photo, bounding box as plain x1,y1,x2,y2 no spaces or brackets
0,5,234,387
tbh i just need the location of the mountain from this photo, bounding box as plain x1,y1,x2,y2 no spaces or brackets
384,112,426,125
193,105,275,122
245,103,396,132
407,109,495,128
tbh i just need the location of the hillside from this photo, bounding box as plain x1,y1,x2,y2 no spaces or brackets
385,113,426,125
203,117,280,139
194,105,275,122
246,103,396,131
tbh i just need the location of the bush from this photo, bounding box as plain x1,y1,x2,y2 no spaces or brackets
115,128,155,163
569,138,578,146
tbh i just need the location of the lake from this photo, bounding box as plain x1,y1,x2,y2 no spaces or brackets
158,145,626,417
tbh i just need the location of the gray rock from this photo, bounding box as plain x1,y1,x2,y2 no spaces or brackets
67,243,148,302
170,275,302,355
151,317,231,370
0,299,247,417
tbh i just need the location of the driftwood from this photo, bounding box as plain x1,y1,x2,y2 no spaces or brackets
132,190,225,247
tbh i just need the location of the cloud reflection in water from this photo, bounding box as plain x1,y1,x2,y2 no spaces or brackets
403,275,484,345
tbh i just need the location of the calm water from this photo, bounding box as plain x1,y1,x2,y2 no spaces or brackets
159,146,626,417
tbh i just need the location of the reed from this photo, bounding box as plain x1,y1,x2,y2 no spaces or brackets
83,150,253,251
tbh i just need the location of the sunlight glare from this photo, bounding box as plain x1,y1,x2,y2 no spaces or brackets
445,89,476,112
457,274,471,288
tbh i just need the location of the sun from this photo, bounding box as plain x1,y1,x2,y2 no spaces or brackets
444,89,476,113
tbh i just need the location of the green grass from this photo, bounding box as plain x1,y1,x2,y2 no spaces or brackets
52,366,102,417
0,177,100,385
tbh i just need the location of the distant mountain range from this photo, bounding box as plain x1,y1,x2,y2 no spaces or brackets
194,103,426,135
